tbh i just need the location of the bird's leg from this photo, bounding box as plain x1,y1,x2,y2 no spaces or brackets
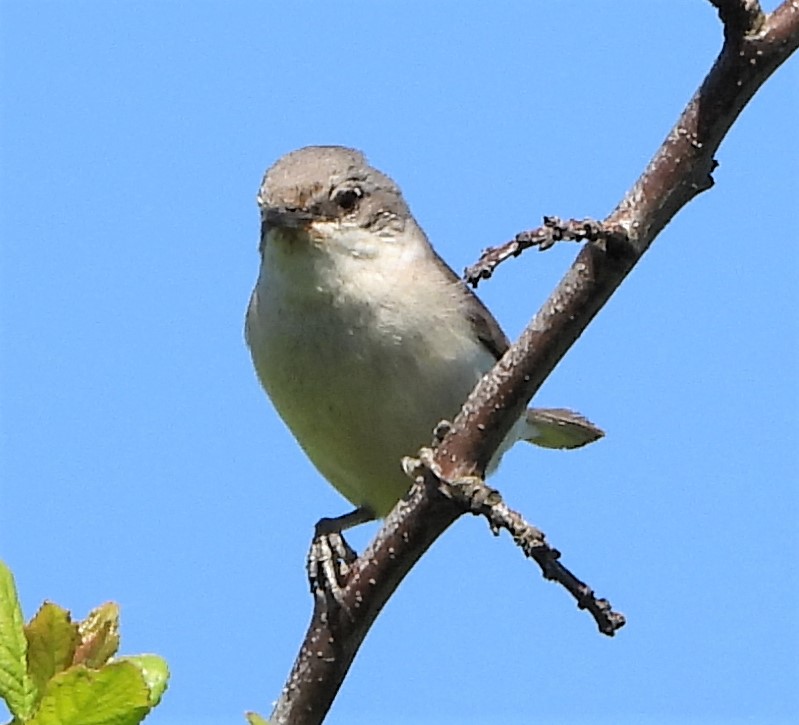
314,506,375,538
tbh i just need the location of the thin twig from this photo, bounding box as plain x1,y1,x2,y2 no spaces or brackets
435,465,626,635
465,217,629,287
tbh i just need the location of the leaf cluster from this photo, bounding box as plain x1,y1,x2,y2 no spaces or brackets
0,561,168,725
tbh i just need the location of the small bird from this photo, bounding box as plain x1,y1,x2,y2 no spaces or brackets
245,146,602,530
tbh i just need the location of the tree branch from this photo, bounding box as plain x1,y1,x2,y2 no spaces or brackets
709,0,766,41
269,3,798,723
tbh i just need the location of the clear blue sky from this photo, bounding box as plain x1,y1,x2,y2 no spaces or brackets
1,2,797,724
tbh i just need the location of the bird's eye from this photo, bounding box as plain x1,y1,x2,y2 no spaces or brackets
333,186,363,211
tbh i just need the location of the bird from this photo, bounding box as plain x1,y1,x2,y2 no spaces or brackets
245,146,602,531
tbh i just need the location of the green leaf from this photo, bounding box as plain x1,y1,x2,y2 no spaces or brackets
0,561,37,719
73,602,120,668
115,655,169,706
24,602,80,698
245,712,271,725
27,662,151,725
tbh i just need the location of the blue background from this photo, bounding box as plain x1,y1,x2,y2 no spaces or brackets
2,2,797,724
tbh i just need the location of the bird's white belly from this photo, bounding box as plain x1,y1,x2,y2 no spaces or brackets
246,264,494,516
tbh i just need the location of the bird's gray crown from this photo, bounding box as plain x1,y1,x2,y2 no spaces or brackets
258,146,410,228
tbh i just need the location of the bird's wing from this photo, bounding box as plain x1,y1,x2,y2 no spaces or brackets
431,248,510,361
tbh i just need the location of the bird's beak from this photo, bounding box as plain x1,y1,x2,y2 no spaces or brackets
263,206,316,230
259,206,317,253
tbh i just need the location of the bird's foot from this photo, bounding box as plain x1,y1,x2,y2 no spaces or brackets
307,507,373,611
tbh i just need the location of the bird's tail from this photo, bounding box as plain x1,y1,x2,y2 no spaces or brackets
522,408,604,449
